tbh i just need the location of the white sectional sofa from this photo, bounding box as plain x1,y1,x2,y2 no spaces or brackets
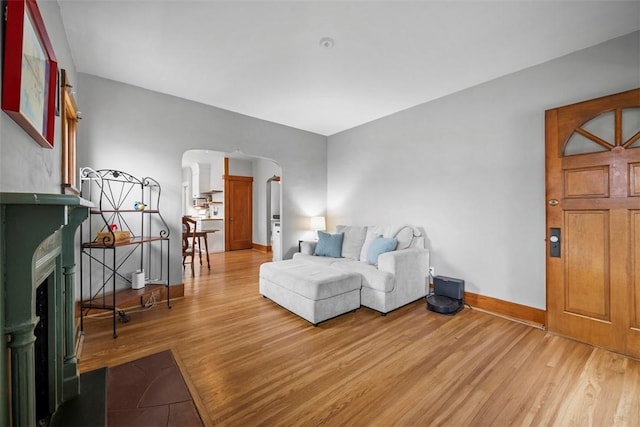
259,225,429,325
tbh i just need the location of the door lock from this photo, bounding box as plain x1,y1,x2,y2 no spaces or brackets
549,228,561,257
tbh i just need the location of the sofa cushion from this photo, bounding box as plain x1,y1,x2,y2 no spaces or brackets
359,228,381,262
293,253,350,266
260,260,361,300
314,231,344,258
393,226,415,250
373,225,418,250
367,237,398,265
332,261,395,293
336,225,367,260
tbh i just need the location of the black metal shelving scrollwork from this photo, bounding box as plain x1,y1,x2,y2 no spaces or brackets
79,167,171,338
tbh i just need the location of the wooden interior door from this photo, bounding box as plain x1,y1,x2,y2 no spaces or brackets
546,88,640,358
225,175,253,251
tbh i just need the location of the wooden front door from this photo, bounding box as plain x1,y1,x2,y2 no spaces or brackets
225,175,253,251
546,88,640,358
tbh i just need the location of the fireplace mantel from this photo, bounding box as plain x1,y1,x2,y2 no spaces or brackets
0,193,92,426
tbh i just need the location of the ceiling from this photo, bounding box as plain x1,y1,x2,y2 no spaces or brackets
58,1,640,136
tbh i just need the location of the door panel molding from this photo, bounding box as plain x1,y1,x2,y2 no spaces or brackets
629,163,640,196
631,211,640,329
564,210,610,320
564,166,609,198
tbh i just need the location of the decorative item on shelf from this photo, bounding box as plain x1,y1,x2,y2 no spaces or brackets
131,269,145,290
95,224,130,245
192,197,206,205
134,201,146,211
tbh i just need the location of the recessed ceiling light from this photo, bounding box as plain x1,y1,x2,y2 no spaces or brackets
319,37,335,49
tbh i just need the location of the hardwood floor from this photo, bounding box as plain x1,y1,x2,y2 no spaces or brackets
79,250,640,426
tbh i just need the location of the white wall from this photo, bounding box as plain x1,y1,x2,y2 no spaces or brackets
0,1,78,192
327,32,640,310
77,74,327,286
228,158,252,176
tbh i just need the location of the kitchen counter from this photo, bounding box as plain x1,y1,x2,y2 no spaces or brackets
186,217,224,252
185,216,223,221
196,218,222,234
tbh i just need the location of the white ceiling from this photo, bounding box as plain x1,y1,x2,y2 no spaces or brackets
58,1,640,136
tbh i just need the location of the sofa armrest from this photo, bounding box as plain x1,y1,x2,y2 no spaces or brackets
300,240,317,255
378,248,429,291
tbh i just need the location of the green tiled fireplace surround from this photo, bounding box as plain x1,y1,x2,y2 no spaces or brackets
0,193,92,426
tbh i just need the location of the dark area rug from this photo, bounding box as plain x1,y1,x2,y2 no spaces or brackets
52,350,204,426
106,350,204,427
50,368,108,426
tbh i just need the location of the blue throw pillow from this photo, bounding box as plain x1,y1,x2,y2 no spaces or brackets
367,237,398,265
314,231,344,258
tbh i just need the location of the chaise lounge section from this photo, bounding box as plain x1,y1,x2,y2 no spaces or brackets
259,225,429,325
259,260,361,325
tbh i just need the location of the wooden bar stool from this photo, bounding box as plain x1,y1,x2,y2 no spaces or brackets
193,229,220,270
182,217,197,277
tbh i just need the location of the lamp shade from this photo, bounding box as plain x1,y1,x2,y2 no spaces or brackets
310,216,326,231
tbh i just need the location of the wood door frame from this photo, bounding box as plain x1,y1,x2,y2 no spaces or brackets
545,88,640,356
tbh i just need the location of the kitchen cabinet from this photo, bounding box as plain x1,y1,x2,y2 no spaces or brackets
191,162,211,197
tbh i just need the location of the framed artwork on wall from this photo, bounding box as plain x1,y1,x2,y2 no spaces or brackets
2,0,58,148
60,69,80,194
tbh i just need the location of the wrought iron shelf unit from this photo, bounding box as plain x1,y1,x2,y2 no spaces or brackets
79,168,171,338
90,209,162,213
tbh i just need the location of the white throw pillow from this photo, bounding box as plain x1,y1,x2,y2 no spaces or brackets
336,225,367,260
360,228,381,262
394,226,415,250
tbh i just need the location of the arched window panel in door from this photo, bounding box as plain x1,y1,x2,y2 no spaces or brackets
622,108,640,148
581,111,615,143
564,132,609,156
563,108,640,156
